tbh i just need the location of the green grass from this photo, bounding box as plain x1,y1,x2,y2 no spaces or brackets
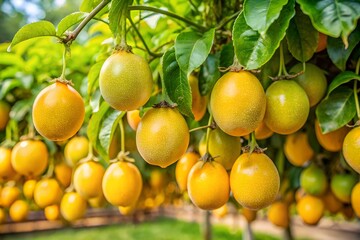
1,218,280,240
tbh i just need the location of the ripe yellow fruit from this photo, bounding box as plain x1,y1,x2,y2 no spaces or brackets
212,204,228,219
126,110,141,131
99,51,153,111
199,128,241,170
60,192,87,222
254,121,273,140
264,80,309,135
102,161,142,206
0,208,6,224
54,161,72,188
9,200,28,222
11,140,48,177
1,186,20,208
175,152,199,192
0,101,10,131
242,208,257,223
23,179,37,200
136,107,189,168
297,195,324,225
149,170,166,191
119,204,136,215
230,152,280,210
44,204,60,221
88,193,107,208
267,201,289,228
342,127,360,174
284,132,314,167
34,178,62,208
351,183,360,217
32,81,85,141
0,147,16,181
315,119,349,152
188,161,229,210
290,63,327,107
189,75,207,121
322,189,343,214
74,161,105,199
64,136,89,167
210,71,266,136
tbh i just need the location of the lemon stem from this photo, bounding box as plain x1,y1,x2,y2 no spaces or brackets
119,116,126,153
205,114,213,154
189,125,214,133
60,45,67,80
249,131,258,154
354,58,360,120
278,44,288,76
44,156,55,178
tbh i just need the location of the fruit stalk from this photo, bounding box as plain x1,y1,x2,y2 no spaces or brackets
205,115,213,154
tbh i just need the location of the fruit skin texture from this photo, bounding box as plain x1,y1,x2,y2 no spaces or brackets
242,208,257,223
34,178,63,208
44,204,60,221
74,161,105,199
297,195,324,225
175,152,199,192
230,152,280,210
60,192,87,222
212,204,228,219
264,80,309,135
1,186,20,208
23,179,37,200
300,165,328,196
330,174,357,203
284,132,314,167
343,127,360,174
187,161,229,210
136,107,189,168
9,200,29,222
351,183,360,217
32,82,85,141
99,51,153,111
199,128,241,170
102,161,142,206
64,136,89,167
189,75,207,121
253,121,273,140
11,140,48,177
290,63,327,107
210,71,266,137
0,101,10,131
315,119,349,152
0,147,16,181
268,201,289,228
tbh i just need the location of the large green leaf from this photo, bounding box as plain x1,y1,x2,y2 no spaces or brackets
109,0,132,37
57,12,89,36
8,21,57,51
80,0,102,12
162,47,193,118
232,0,295,70
286,7,318,62
0,79,23,100
9,99,32,122
244,0,288,35
327,71,360,96
219,42,234,69
297,0,360,47
327,26,360,71
199,54,220,96
316,86,356,133
174,28,215,75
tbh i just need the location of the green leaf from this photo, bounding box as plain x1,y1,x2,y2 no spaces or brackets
297,0,360,47
232,0,295,70
87,61,105,95
108,0,132,36
80,0,102,12
327,26,360,71
9,99,32,122
8,21,56,51
219,42,234,68
87,102,111,159
99,110,125,159
162,47,193,118
199,54,220,96
174,28,215,75
316,86,356,133
0,53,25,67
0,79,23,100
244,0,288,35
57,12,89,36
327,71,360,96
286,7,318,62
